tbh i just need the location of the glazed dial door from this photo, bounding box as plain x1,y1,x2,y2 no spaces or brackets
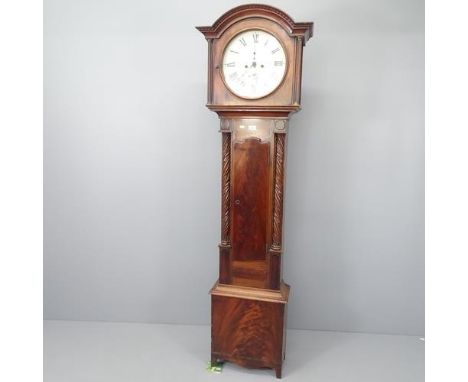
221,29,287,99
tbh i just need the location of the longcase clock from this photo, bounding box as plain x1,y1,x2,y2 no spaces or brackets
197,4,313,378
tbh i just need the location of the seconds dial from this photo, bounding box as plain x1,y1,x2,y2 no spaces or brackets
221,29,287,99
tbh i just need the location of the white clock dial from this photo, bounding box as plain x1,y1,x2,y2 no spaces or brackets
221,29,287,99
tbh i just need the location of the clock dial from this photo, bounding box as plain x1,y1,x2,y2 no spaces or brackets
221,29,287,99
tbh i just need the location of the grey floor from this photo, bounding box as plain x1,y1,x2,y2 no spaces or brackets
44,320,424,382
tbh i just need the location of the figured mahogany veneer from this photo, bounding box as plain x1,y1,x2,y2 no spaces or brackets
232,138,269,288
211,281,289,378
197,4,313,378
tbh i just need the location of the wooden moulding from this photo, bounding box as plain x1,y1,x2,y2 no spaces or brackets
208,104,300,117
210,280,290,304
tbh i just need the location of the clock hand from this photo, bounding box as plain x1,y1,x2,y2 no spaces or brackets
251,44,257,68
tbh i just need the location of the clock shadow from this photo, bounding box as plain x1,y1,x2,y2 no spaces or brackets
283,85,361,332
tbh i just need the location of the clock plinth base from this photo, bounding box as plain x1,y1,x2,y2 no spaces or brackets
210,281,290,379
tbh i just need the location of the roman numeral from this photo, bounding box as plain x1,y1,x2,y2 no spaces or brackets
274,61,284,66
239,37,247,46
230,50,239,54
252,32,259,43
271,47,280,54
225,62,235,67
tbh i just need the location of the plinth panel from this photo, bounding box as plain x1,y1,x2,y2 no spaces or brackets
210,281,289,378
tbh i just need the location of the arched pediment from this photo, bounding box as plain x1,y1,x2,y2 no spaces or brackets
196,4,313,44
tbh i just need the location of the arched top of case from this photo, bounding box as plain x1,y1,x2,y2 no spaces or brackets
196,4,313,44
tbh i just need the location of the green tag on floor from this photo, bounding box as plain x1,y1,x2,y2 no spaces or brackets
207,361,224,373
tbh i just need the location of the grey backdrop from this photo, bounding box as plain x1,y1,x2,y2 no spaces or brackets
44,0,424,335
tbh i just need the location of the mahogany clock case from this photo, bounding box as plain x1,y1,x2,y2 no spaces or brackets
197,5,313,378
